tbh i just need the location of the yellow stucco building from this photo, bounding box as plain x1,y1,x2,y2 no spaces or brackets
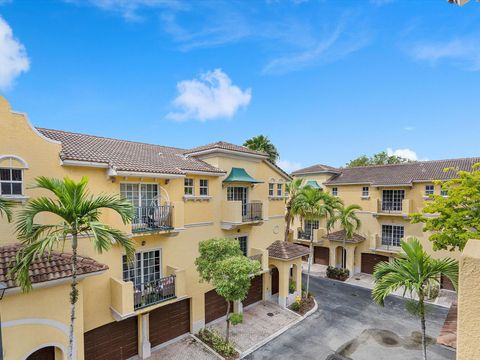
290,159,479,288
0,97,308,360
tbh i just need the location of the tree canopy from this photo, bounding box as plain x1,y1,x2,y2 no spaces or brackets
243,135,279,163
411,164,480,251
346,151,410,168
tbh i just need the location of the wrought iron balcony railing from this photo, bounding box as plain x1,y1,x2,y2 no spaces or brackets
380,200,403,213
132,205,173,233
133,275,176,310
242,202,263,222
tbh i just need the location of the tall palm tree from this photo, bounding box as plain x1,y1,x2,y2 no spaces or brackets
372,238,458,360
284,178,306,242
0,197,15,222
292,187,336,295
328,204,362,269
10,177,135,360
243,135,280,163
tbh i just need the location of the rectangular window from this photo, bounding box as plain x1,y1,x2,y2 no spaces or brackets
440,188,448,197
120,183,158,207
0,168,23,195
268,183,274,197
362,186,369,197
184,178,194,195
236,236,248,256
332,187,338,196
277,183,283,197
227,186,248,215
301,220,319,240
199,179,209,196
382,190,405,211
425,185,434,196
381,224,404,247
122,250,161,289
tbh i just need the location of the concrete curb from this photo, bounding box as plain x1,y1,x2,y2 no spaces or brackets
239,298,318,359
190,334,225,360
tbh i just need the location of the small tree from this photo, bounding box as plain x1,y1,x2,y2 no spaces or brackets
372,238,458,360
195,238,260,342
284,178,306,242
346,151,409,168
243,135,280,163
411,163,480,251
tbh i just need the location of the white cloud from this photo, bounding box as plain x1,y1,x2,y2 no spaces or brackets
0,16,30,91
277,159,302,173
167,69,251,121
409,37,480,71
403,126,415,131
387,148,420,161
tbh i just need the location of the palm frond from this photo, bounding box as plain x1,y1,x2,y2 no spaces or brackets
79,194,134,224
0,196,15,222
87,222,135,263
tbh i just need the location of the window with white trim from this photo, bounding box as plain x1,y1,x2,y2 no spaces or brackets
122,249,161,289
277,183,283,197
268,183,274,197
362,186,369,197
184,178,194,195
425,185,434,196
199,179,209,196
332,187,338,196
235,236,248,256
0,168,23,195
440,188,448,197
381,224,404,247
120,183,158,207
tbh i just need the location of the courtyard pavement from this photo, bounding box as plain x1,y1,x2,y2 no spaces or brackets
149,335,218,360
246,276,455,360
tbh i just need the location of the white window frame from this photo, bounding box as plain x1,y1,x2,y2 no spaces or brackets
0,167,24,196
122,249,162,289
332,187,338,196
362,186,369,198
268,183,274,197
184,178,194,195
120,183,159,208
276,183,283,197
381,224,404,247
440,188,448,197
199,179,209,196
425,185,434,196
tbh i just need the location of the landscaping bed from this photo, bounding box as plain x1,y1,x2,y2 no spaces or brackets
197,328,239,359
289,296,315,315
326,266,349,281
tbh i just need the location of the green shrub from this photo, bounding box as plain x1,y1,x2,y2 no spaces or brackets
230,313,243,325
289,279,296,294
198,328,236,357
290,301,301,311
326,266,350,281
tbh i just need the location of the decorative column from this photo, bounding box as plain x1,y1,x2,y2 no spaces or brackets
138,313,151,359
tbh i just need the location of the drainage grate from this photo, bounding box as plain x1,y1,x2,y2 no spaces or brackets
267,312,274,317
351,293,358,297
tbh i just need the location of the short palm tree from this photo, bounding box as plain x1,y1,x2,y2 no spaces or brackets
293,187,337,295
372,238,458,360
328,204,362,268
284,178,305,241
10,177,136,360
0,196,15,222
243,135,279,163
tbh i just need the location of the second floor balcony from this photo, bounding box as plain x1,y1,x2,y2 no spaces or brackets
376,199,411,217
369,233,402,253
131,205,175,234
221,200,266,230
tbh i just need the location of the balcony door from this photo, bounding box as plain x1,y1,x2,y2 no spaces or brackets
382,190,405,211
227,186,248,216
122,249,162,290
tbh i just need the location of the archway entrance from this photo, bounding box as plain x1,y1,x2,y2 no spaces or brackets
271,266,279,295
335,246,346,269
27,346,55,360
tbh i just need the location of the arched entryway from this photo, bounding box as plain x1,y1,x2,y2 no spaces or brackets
26,346,59,360
335,246,347,269
271,266,279,295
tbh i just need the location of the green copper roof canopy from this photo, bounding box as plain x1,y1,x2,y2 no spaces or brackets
223,167,263,183
306,180,321,189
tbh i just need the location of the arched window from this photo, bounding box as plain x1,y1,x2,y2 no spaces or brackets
0,155,28,197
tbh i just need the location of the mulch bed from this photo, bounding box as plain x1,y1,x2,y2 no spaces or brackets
290,296,316,315
197,329,239,360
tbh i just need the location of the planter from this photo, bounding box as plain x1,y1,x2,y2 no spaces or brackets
326,266,350,282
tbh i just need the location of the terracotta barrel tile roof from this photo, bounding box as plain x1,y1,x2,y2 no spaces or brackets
184,141,267,157
324,157,480,186
0,244,108,289
322,230,366,244
267,240,310,260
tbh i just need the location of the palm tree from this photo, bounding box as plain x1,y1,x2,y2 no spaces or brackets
372,238,458,360
284,178,306,242
292,187,337,295
10,177,135,360
243,135,279,163
328,204,362,269
0,197,15,222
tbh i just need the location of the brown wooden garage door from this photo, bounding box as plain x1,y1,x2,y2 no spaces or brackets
205,289,232,324
271,267,279,295
243,275,263,307
441,275,456,291
361,253,389,274
84,317,138,360
314,246,330,265
150,299,190,348
27,347,55,360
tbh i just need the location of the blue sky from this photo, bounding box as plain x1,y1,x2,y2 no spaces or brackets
0,0,479,171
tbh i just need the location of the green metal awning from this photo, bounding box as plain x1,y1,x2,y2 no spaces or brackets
223,167,263,183
306,180,321,189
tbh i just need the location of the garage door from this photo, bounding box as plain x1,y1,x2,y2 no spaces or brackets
243,275,263,307
314,246,330,265
271,267,279,295
27,347,55,360
150,299,190,348
361,253,389,274
205,289,233,324
84,317,138,360
441,275,455,291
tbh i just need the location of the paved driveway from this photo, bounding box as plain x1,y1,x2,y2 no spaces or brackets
246,277,455,360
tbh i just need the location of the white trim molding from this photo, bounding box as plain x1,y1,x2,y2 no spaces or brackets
10,110,62,145
0,154,29,168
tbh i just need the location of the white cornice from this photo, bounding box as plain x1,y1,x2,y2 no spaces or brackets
61,159,109,168
115,170,185,179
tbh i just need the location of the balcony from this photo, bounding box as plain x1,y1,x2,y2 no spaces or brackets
376,199,411,217
132,205,174,234
110,266,187,320
369,234,401,253
294,227,326,244
221,200,266,230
